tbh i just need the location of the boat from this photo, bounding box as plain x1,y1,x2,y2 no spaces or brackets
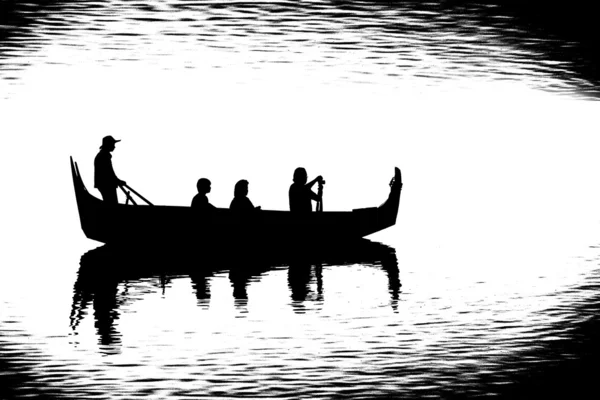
70,157,402,245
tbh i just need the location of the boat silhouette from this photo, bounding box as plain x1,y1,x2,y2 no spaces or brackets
70,157,402,245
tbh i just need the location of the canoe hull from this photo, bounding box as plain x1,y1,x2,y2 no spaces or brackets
70,158,402,245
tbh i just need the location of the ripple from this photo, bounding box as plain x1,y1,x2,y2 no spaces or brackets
0,0,598,97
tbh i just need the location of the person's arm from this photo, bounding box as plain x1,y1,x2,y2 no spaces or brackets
247,198,261,210
108,159,126,186
312,192,321,202
306,175,323,189
207,196,216,209
306,176,323,201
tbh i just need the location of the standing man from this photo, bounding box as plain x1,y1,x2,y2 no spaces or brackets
94,135,126,204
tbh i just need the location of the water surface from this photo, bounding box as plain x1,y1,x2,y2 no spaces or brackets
2,1,600,398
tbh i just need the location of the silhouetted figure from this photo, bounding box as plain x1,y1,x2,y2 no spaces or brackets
230,180,261,211
72,246,123,354
94,136,126,204
289,167,323,213
191,178,216,210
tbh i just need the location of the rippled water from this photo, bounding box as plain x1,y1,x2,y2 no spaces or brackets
1,0,599,98
2,0,600,398
3,240,600,399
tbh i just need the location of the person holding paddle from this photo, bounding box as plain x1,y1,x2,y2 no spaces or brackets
94,136,126,204
289,167,324,213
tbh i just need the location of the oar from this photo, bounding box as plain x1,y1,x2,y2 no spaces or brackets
316,179,324,212
120,184,154,206
119,186,137,205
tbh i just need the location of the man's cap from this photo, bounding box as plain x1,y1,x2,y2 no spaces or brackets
100,135,121,148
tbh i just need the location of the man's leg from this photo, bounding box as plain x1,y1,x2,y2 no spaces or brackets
99,187,118,204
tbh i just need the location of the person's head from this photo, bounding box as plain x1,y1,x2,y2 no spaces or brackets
234,180,249,198
293,167,307,185
197,178,211,194
100,135,120,152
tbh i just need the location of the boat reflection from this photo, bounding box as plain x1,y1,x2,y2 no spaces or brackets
70,239,401,352
284,240,401,313
70,247,125,354
288,262,323,314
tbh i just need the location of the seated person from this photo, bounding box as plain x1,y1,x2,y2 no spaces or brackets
289,167,323,213
191,178,216,210
230,179,261,211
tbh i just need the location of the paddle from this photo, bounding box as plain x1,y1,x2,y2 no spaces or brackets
119,184,154,206
316,179,324,212
119,186,137,205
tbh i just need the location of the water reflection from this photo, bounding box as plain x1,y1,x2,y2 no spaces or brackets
71,239,400,351
289,263,323,302
70,247,125,354
70,244,222,354
284,241,401,313
189,271,211,306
